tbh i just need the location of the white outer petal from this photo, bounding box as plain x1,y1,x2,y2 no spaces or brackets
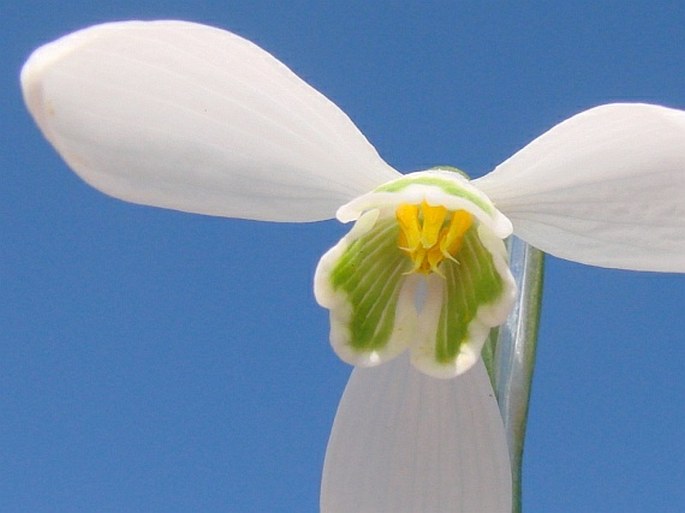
21,20,399,222
321,355,512,513
474,103,685,271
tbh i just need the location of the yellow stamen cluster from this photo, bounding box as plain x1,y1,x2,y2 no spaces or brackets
396,201,474,275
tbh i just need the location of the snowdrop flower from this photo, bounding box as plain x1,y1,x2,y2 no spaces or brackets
21,20,685,513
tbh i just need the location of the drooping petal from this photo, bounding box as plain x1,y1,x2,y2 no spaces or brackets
21,20,399,222
411,225,517,378
314,210,418,366
321,355,512,513
474,103,685,272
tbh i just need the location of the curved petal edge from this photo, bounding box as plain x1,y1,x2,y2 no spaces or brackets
475,103,685,272
21,20,400,222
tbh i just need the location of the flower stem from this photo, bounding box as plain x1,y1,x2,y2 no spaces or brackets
493,237,544,513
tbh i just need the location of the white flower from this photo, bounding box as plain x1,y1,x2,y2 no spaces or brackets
21,20,685,513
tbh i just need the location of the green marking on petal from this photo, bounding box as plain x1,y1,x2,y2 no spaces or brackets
330,218,412,352
434,226,504,363
373,175,494,214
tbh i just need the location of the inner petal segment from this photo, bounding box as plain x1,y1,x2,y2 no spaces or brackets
323,216,415,364
411,225,515,378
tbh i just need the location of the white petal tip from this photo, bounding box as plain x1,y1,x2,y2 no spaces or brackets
21,34,70,139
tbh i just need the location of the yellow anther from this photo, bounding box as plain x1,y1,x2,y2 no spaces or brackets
414,247,428,273
437,227,460,264
396,204,421,252
426,244,446,276
419,201,447,249
440,210,473,257
396,203,474,276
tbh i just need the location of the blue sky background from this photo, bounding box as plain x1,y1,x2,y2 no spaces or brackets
2,2,684,512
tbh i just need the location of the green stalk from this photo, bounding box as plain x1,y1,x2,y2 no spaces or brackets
490,237,544,513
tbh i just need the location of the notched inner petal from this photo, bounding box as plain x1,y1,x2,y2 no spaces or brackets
314,212,417,367
412,224,517,378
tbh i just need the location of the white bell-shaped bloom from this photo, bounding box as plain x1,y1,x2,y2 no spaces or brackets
21,20,685,513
